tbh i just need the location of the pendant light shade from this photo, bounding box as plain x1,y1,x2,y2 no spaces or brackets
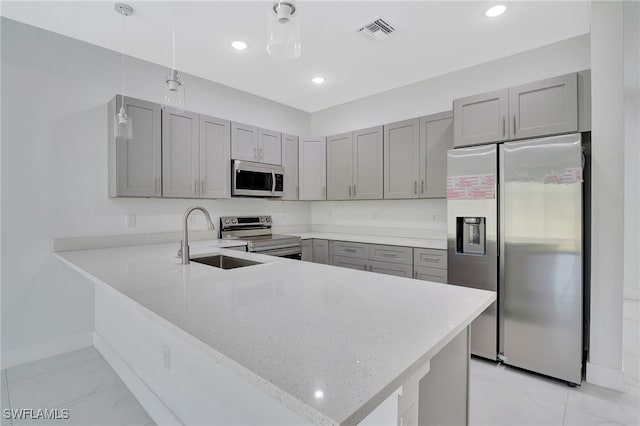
114,3,133,140
164,69,185,112
267,1,301,60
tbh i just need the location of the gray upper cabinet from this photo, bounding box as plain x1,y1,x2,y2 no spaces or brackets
453,89,509,147
353,126,383,200
509,73,578,140
327,132,353,200
281,133,299,200
384,118,420,199
199,115,230,199
299,136,327,200
420,112,453,198
258,128,282,165
162,108,200,198
108,96,162,198
231,122,259,162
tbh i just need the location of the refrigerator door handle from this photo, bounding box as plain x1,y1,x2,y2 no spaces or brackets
498,144,506,357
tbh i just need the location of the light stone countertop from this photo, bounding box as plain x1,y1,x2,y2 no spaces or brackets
56,240,494,425
285,232,447,250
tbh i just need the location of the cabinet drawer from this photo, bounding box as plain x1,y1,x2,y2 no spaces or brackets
369,244,413,265
414,248,447,269
414,266,447,284
332,241,370,259
369,261,413,278
332,255,369,272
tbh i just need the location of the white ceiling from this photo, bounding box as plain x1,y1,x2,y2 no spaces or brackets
1,1,591,112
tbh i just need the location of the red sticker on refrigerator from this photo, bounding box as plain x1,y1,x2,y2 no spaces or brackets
447,174,496,200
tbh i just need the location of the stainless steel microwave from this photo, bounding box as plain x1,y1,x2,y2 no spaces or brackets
232,160,284,197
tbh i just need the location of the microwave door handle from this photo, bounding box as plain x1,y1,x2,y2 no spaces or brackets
271,170,276,194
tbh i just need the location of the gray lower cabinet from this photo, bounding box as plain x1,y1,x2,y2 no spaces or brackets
199,115,231,199
369,244,413,265
312,239,330,264
414,248,447,283
162,108,200,198
369,261,413,278
384,118,421,199
301,240,312,262
509,73,578,140
414,266,447,284
108,95,162,197
332,255,369,271
453,88,509,148
332,241,370,259
419,112,453,198
163,110,230,199
281,133,299,200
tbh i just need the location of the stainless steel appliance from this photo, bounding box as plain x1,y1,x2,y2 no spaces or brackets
447,133,585,384
232,160,284,198
220,215,301,259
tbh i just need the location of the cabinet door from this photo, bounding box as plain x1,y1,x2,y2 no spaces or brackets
110,96,162,197
369,244,413,265
414,266,447,284
312,239,330,264
453,89,509,147
509,73,578,140
326,132,353,200
353,126,383,200
199,115,230,199
332,255,369,272
231,122,258,162
384,118,420,199
258,128,282,165
332,241,370,260
162,108,200,198
369,261,413,278
281,134,299,200
414,248,447,270
420,112,453,198
299,137,327,200
301,240,312,262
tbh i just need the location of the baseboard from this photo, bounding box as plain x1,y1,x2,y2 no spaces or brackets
1,331,93,369
586,362,626,391
92,332,182,426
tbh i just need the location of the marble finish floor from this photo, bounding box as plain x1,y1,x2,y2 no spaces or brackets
0,347,154,426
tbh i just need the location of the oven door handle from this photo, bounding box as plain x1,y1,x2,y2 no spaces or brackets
271,170,276,194
254,246,302,257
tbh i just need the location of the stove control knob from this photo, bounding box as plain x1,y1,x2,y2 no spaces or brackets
266,217,271,223
232,219,237,224
224,218,230,224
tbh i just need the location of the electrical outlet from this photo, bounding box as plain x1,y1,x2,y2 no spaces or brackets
125,214,136,228
162,344,171,370
431,213,438,223
188,215,196,225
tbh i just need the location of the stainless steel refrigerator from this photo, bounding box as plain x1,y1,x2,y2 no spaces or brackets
447,133,584,384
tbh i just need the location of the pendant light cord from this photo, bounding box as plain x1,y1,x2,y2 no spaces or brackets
172,26,176,71
120,12,125,100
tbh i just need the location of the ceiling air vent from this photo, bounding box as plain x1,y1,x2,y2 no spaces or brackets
357,18,395,41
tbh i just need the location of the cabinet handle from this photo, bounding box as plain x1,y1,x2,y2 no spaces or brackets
154,177,158,193
502,117,506,137
364,264,368,271
421,180,424,194
344,248,356,253
322,185,326,198
260,148,264,160
369,264,374,271
414,181,418,194
194,180,199,195
383,253,397,258
353,184,356,198
201,180,205,194
415,270,418,279
296,186,299,199
513,115,517,135
349,185,351,197
254,147,257,160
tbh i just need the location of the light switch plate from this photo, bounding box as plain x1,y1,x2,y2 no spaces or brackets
125,214,136,228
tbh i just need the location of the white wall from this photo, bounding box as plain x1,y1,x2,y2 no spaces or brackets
623,1,640,301
0,18,311,367
310,34,590,238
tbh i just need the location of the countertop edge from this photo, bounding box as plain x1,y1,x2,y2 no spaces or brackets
53,252,338,426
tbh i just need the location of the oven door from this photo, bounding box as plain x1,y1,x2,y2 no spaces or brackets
256,246,302,260
232,160,284,197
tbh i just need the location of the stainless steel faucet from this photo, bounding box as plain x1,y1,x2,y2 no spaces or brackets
181,206,216,265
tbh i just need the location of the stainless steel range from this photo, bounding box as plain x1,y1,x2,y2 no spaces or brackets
220,216,301,259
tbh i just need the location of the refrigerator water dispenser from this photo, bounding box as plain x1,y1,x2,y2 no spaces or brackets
457,217,486,255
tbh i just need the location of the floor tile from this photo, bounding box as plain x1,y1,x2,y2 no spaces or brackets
567,383,640,426
563,407,626,426
470,375,566,426
623,355,640,388
622,319,639,358
6,347,99,384
13,384,154,426
623,300,639,322
1,371,11,426
8,356,121,411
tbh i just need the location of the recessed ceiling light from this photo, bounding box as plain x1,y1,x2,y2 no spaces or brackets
314,390,324,399
312,76,325,85
485,5,507,18
231,41,248,51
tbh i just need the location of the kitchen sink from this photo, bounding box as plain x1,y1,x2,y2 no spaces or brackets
190,254,262,270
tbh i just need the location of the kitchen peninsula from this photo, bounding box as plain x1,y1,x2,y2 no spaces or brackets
55,240,495,426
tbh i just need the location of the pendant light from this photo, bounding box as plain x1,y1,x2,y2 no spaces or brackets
266,0,301,60
113,3,133,140
163,25,185,111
